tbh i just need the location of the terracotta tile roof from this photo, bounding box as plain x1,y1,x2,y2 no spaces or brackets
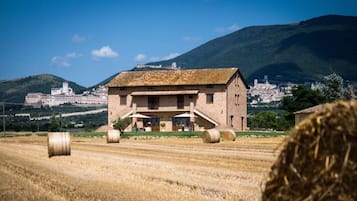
107,68,241,87
294,104,324,114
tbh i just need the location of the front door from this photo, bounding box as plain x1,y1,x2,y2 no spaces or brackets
151,117,160,132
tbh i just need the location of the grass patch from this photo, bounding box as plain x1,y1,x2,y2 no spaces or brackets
0,132,33,138
68,131,202,138
72,132,106,138
121,131,202,139
237,131,288,138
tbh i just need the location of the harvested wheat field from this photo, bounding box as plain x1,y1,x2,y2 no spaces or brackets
0,135,284,201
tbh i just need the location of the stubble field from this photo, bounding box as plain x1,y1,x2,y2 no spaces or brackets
0,135,285,201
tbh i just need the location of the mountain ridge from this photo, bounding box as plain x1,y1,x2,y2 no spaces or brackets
147,14,357,85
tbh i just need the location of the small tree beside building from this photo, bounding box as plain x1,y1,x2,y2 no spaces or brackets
113,117,131,133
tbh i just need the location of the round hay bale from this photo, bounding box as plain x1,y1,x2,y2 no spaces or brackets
47,132,71,158
107,129,120,143
262,101,357,201
202,129,220,143
221,129,236,141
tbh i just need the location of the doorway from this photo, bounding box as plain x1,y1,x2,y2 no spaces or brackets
144,117,160,132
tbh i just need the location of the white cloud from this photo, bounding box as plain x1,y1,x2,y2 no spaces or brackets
135,53,147,62
51,52,81,67
72,34,87,43
91,46,118,59
215,24,241,33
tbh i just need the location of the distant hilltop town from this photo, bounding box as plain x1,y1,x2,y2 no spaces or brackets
135,62,179,70
248,76,295,105
25,82,107,107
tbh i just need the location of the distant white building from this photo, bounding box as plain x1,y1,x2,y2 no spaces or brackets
25,82,108,107
51,82,74,96
248,77,292,105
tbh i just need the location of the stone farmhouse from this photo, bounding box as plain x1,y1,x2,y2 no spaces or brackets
107,68,248,132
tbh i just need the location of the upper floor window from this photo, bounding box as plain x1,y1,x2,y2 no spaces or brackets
148,96,159,110
120,95,127,105
206,93,214,104
177,95,184,109
235,94,239,106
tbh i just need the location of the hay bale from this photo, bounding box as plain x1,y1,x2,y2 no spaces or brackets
107,130,120,143
47,132,71,158
221,129,236,141
202,129,220,143
262,101,357,201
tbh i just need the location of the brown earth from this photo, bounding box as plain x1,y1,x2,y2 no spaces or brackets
0,135,285,201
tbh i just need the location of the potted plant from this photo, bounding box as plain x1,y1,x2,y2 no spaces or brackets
160,122,166,131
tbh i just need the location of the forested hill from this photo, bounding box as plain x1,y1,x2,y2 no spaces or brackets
0,74,86,103
148,15,357,85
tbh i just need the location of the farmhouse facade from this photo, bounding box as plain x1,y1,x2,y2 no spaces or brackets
107,68,248,131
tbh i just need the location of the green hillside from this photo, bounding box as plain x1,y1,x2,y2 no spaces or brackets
148,15,357,85
0,74,86,103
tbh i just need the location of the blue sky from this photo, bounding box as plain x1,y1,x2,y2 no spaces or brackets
1,0,357,87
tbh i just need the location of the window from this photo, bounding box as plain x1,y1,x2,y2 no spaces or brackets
235,94,239,106
120,95,127,105
206,93,214,104
148,96,159,110
177,95,184,109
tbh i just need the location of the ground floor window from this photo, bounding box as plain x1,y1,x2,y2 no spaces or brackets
143,117,160,131
172,117,190,131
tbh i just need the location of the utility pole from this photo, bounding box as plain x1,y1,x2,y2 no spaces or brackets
2,102,5,137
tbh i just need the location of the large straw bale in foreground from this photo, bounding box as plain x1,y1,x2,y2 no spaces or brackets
202,129,220,143
107,129,120,143
262,101,357,201
47,132,71,158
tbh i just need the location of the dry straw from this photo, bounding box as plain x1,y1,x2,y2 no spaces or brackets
47,132,71,158
107,129,120,143
221,129,236,141
262,101,357,201
202,129,220,143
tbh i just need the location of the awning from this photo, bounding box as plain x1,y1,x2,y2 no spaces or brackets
128,113,151,118
194,109,219,126
131,90,199,96
174,113,195,118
